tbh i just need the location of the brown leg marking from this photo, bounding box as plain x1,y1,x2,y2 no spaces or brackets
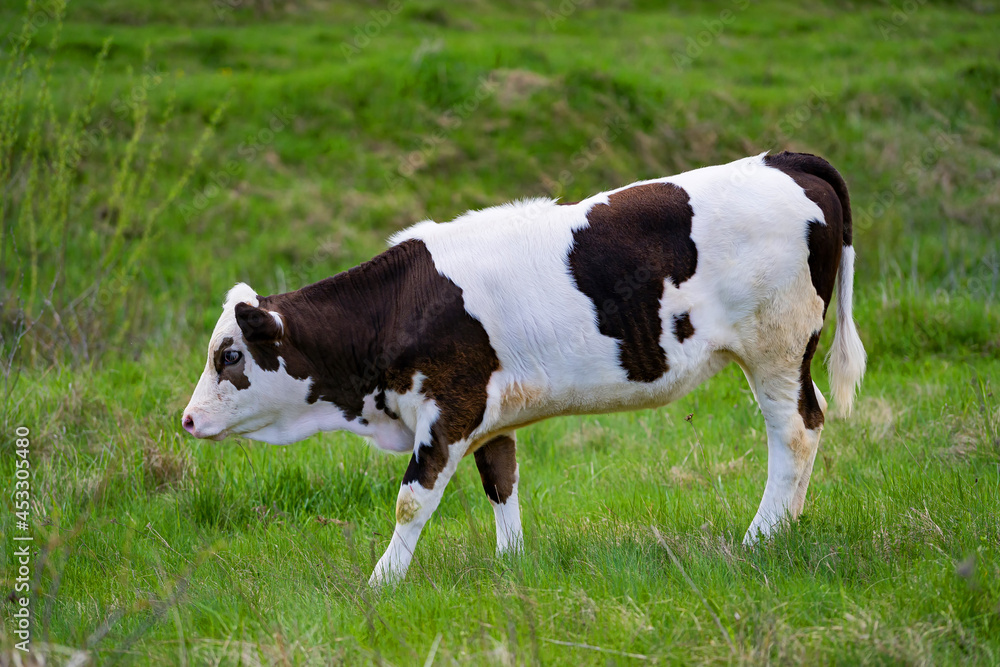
474,434,517,504
798,331,825,430
793,331,826,517
401,435,450,491
792,332,827,517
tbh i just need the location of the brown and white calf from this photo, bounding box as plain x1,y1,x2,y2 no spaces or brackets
183,151,866,585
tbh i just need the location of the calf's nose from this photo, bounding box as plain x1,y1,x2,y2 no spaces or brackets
182,413,196,434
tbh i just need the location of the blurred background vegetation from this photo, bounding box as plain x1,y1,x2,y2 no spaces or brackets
2,0,997,373
0,1,998,664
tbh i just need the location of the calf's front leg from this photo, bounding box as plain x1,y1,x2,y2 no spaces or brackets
369,434,463,587
473,432,523,555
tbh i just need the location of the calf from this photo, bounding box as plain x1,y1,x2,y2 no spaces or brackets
183,151,866,585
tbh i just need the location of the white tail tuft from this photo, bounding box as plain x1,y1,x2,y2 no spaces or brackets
827,245,866,418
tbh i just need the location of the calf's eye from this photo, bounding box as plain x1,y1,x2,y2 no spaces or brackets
223,350,242,366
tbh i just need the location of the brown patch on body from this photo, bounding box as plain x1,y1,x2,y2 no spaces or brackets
672,311,695,342
391,251,501,490
474,434,517,504
764,151,852,242
402,439,451,491
567,182,698,382
763,152,852,315
804,219,841,317
797,331,825,431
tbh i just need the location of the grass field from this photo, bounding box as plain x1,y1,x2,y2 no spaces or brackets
2,0,999,664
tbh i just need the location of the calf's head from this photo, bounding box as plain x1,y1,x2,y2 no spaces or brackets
182,283,320,444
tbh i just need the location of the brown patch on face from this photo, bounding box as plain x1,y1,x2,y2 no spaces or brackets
473,434,517,504
797,331,824,431
672,311,694,343
235,324,282,375
235,303,282,342
764,152,850,316
213,337,250,390
568,182,697,382
237,239,499,417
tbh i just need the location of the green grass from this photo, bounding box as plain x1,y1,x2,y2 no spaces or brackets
2,0,999,664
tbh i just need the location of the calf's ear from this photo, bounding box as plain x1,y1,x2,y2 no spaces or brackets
235,302,283,342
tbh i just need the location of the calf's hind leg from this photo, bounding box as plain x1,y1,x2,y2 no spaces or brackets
791,379,827,517
743,334,826,545
474,432,523,555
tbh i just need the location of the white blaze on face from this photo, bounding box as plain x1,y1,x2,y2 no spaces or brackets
181,283,354,445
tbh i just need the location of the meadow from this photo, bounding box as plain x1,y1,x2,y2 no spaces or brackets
1,0,999,664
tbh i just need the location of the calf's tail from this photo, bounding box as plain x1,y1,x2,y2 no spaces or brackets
825,169,866,418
